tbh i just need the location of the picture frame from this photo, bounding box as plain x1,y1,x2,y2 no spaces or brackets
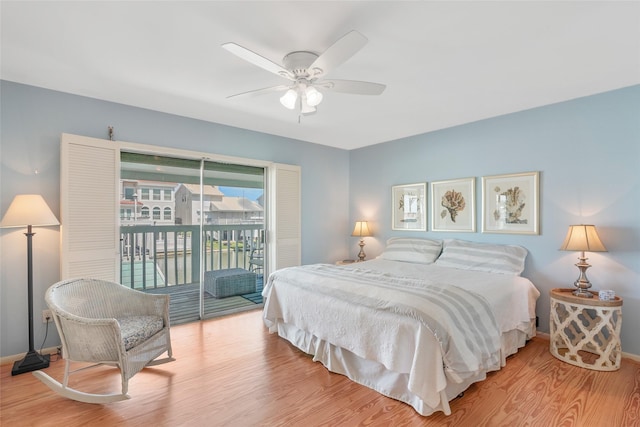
481,171,539,234
430,177,476,232
392,183,426,231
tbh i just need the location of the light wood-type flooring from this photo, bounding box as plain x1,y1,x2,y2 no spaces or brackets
1,309,638,426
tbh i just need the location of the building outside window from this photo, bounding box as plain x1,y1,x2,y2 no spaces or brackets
124,187,135,200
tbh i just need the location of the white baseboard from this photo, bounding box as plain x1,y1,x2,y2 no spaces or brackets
623,351,640,363
536,330,640,363
4,337,639,367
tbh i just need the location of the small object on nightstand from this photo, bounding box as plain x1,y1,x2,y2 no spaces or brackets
598,289,616,300
549,288,622,371
336,259,356,266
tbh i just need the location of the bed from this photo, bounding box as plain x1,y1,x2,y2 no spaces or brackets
262,238,540,416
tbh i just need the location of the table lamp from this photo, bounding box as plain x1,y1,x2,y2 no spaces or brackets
351,221,372,262
559,224,607,298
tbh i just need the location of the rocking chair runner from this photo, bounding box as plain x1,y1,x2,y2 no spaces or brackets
33,278,175,403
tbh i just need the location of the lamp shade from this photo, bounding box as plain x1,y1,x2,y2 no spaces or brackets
305,86,323,107
1,194,59,228
279,89,298,110
351,221,372,238
559,224,607,252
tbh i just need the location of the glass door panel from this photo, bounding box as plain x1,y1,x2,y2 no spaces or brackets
201,160,265,318
119,152,265,324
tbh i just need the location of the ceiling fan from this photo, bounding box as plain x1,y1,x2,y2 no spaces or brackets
222,30,386,115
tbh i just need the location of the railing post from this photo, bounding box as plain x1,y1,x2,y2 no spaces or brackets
141,234,147,290
192,229,200,285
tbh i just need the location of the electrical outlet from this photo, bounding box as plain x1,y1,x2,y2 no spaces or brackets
42,309,52,323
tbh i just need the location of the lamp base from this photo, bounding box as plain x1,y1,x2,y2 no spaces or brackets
572,288,594,298
356,239,366,262
572,259,594,298
11,350,50,376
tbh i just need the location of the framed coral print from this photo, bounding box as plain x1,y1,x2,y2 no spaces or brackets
392,183,426,231
482,171,539,234
431,177,476,232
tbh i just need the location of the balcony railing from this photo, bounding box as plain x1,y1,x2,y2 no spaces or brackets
120,224,264,290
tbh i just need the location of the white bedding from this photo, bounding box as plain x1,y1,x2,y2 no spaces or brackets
262,259,540,416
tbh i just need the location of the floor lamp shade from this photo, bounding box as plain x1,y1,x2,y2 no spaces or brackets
1,194,59,375
1,194,60,228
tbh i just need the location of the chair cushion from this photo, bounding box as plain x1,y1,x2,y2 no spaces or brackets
117,315,164,351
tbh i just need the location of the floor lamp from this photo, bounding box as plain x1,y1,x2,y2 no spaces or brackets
1,194,59,375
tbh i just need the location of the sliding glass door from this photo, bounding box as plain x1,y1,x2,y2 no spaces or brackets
119,153,265,323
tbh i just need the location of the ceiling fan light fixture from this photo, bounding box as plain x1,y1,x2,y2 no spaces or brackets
305,86,323,107
300,98,316,115
280,89,297,109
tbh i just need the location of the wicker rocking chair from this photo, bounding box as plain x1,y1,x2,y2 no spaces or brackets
33,278,175,403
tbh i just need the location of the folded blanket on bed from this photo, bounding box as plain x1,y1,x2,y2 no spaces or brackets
264,264,502,383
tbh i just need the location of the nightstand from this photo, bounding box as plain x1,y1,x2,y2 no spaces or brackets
549,288,623,371
335,259,357,266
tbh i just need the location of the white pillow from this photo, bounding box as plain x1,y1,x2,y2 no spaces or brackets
434,239,527,275
378,237,442,264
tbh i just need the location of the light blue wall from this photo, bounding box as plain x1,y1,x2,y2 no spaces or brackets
2,81,638,359
349,85,640,356
0,81,351,357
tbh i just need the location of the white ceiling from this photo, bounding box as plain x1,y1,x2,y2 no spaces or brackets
2,1,639,150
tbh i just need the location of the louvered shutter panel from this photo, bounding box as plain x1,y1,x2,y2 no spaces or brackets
60,133,119,280
268,164,301,272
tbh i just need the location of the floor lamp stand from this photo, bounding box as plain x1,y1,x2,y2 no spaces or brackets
11,226,50,376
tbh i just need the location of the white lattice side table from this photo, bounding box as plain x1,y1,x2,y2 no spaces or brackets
549,288,622,371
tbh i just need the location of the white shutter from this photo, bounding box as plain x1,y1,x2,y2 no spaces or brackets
268,163,301,272
60,133,119,280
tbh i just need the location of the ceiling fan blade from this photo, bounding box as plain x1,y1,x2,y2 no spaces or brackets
226,85,290,99
318,79,386,95
222,42,294,80
309,30,368,78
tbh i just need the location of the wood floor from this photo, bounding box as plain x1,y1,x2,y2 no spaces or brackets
1,309,638,426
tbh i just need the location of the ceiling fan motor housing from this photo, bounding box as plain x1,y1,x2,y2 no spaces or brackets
282,51,321,79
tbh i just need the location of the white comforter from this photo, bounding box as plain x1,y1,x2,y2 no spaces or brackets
262,259,540,415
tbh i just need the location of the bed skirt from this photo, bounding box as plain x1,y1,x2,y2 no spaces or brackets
273,320,535,416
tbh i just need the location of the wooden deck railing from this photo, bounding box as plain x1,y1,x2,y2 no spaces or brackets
120,224,264,290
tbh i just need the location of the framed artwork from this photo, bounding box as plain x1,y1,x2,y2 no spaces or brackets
482,171,539,234
392,183,426,231
431,177,476,232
